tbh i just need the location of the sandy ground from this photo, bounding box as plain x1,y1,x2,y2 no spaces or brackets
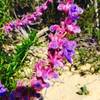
42,71,100,100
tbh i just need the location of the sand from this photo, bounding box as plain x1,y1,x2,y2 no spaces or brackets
42,71,100,100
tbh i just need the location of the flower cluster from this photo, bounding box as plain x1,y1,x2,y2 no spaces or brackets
3,0,53,33
30,0,83,94
48,34,76,64
1,0,83,99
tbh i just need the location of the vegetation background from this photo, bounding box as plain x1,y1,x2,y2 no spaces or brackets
0,0,100,92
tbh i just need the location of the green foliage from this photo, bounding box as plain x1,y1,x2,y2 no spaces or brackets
78,48,87,65
0,0,12,27
7,30,38,75
94,29,100,42
68,35,77,40
76,85,89,95
0,30,39,91
78,2,100,42
78,6,95,35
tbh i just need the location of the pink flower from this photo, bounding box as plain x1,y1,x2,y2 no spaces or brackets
48,0,53,3
30,77,49,91
3,22,15,33
35,60,46,77
3,0,53,33
30,13,37,21
35,7,43,16
64,17,73,25
57,3,71,12
49,25,60,32
67,24,81,34
35,60,59,80
41,3,48,11
66,0,74,4
42,66,59,79
15,19,23,28
21,15,32,26
64,18,81,34
35,3,48,17
48,33,64,49
48,50,64,67
3,24,12,33
57,3,65,11
57,0,73,13
63,3,72,12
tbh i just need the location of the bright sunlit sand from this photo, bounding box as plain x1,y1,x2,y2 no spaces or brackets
42,71,100,100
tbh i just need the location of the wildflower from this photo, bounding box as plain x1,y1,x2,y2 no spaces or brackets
35,60,46,77
3,22,15,33
30,13,37,21
42,66,59,79
0,82,7,96
69,4,83,20
35,60,59,80
49,25,60,32
66,0,74,4
57,3,72,12
63,17,81,34
62,39,76,63
49,33,60,49
30,77,49,91
67,23,81,34
41,3,48,11
48,51,64,68
57,3,65,11
3,0,53,33
48,33,64,49
64,17,74,25
48,0,53,3
57,0,73,12
21,15,33,26
15,19,24,28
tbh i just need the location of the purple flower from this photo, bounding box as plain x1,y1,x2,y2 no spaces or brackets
9,86,43,99
3,22,15,33
49,25,60,32
63,48,74,63
30,77,49,91
69,4,83,20
0,82,7,96
48,33,62,49
62,39,76,63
